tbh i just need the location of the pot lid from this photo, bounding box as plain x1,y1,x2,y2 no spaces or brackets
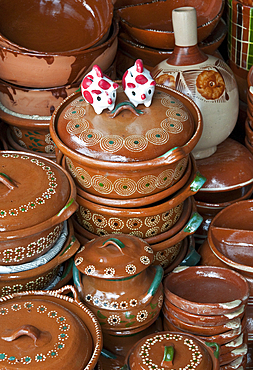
54,85,195,162
0,296,92,369
0,152,71,231
127,332,218,370
74,234,154,278
195,138,253,191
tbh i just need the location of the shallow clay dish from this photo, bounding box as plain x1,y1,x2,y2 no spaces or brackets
0,151,78,265
163,266,250,315
0,19,118,88
116,0,224,50
50,84,202,199
0,285,102,370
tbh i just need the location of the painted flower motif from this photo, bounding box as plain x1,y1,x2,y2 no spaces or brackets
158,295,163,308
35,354,46,362
125,264,137,275
47,350,59,358
144,245,153,254
58,333,69,341
107,314,121,326
75,257,83,266
102,300,110,308
0,210,7,218
13,126,22,138
140,256,150,265
37,305,47,314
119,301,128,309
11,304,21,311
55,342,65,350
9,208,18,216
0,308,8,315
84,265,95,275
21,356,32,364
59,323,70,331
110,301,119,309
0,353,7,361
129,299,138,307
136,310,148,322
92,297,101,306
48,311,58,319
104,267,115,277
56,316,66,324
85,294,93,303
45,145,55,154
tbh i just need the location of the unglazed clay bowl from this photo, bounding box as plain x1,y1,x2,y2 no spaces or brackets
0,78,80,116
116,0,224,50
0,285,102,370
0,151,78,265
75,168,205,238
163,266,250,316
164,299,246,328
0,19,119,88
50,84,203,200
0,218,80,297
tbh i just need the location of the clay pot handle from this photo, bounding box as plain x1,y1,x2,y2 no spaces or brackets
141,265,164,304
0,172,18,190
109,102,144,118
161,345,175,368
1,325,52,347
101,238,125,254
204,341,220,359
52,284,79,302
56,235,80,265
180,243,201,267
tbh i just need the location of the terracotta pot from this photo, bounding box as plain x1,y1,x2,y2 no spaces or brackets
0,218,80,296
123,331,220,370
75,169,205,238
163,266,250,316
116,0,224,50
0,284,102,369
72,234,164,332
0,151,78,265
50,84,203,199
152,7,239,159
0,19,119,88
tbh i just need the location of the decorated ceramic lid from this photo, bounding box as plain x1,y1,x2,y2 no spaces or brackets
54,85,195,162
74,234,154,278
126,331,219,370
0,296,92,369
195,138,253,191
0,151,71,231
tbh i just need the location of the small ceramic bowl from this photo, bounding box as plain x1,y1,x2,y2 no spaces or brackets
116,0,224,50
0,19,119,88
163,266,250,316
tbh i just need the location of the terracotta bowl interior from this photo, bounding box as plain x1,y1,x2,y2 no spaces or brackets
116,0,224,49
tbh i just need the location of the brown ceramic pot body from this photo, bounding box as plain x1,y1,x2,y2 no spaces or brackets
50,84,203,199
0,285,102,370
116,0,224,50
0,151,78,265
0,219,80,297
163,266,249,315
0,20,118,88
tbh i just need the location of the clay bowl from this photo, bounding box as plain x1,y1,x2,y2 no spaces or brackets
194,138,253,204
116,0,224,50
219,332,247,356
0,218,80,297
6,127,56,160
75,166,204,238
0,19,119,88
220,355,247,370
0,0,113,53
117,17,227,69
62,152,196,208
163,266,250,316
0,78,80,116
219,342,248,366
0,151,78,265
164,299,246,328
0,284,102,370
50,85,203,200
245,117,253,144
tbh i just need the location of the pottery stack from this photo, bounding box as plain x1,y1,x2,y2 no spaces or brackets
115,0,226,76
245,65,253,153
163,266,250,369
0,0,118,159
0,150,79,296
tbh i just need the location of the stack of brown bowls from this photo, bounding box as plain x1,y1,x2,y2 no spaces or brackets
0,0,117,159
0,150,79,295
50,81,205,273
163,266,250,369
193,138,253,248
115,0,226,75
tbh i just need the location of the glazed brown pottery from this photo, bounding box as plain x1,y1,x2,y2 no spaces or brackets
0,151,78,265
0,218,80,296
0,19,119,88
124,331,220,370
73,234,164,332
152,7,239,160
50,84,202,199
116,0,224,50
163,266,249,315
0,285,102,369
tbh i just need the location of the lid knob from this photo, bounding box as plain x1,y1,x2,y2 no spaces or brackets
0,172,18,191
161,344,175,368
